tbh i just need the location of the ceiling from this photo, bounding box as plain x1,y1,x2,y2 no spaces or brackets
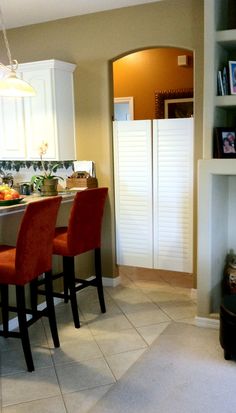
0,0,163,29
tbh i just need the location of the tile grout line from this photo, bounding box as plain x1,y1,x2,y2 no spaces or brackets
41,318,69,413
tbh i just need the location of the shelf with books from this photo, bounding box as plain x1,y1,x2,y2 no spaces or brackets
204,0,236,158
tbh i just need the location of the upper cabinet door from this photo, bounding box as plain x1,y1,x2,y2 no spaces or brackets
0,97,26,159
22,60,76,161
23,69,57,160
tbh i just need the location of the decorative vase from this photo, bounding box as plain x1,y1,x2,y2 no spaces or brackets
40,178,58,196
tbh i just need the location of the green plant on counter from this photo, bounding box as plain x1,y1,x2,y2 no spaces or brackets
31,141,63,190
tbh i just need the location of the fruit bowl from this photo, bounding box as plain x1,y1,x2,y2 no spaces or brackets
0,197,25,206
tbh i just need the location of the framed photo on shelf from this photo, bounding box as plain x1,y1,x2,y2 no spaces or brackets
214,127,236,158
229,61,236,94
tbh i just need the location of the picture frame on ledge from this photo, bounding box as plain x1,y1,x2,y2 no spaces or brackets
214,127,236,158
229,61,236,95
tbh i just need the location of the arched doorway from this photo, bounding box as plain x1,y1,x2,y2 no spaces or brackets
112,47,195,278
113,48,193,120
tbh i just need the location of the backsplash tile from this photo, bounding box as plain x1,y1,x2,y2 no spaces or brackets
0,160,74,172
0,160,74,188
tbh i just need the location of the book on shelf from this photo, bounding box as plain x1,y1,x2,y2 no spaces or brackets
217,70,224,96
217,67,230,96
222,66,230,95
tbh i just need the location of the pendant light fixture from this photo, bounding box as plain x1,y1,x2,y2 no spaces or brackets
0,4,35,97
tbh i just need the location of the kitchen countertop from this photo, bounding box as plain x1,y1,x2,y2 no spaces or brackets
0,191,76,216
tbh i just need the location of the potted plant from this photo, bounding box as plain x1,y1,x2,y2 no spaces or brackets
31,141,63,196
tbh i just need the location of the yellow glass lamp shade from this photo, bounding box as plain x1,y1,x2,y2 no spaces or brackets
0,70,36,97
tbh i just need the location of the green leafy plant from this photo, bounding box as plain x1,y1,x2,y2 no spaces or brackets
31,141,63,190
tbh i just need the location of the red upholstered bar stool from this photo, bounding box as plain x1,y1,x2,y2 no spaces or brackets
52,187,108,328
0,197,62,372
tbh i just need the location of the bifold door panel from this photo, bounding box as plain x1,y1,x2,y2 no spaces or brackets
153,118,193,272
113,120,153,268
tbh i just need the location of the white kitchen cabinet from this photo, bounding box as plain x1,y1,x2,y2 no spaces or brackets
0,97,26,159
113,118,193,273
0,59,76,160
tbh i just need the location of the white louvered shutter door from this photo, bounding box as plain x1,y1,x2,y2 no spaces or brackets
153,118,193,273
113,120,153,268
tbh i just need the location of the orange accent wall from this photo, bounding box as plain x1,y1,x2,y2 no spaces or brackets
113,48,193,120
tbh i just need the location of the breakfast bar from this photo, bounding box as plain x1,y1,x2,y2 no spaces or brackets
0,191,75,217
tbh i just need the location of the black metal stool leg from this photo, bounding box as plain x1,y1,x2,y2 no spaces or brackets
30,278,38,317
44,271,60,348
0,284,9,337
95,248,106,313
63,256,80,328
16,285,34,372
63,267,69,303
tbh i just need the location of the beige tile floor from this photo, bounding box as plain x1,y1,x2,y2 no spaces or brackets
0,267,196,413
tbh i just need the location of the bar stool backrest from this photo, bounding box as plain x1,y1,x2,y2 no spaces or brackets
15,197,62,284
66,188,108,256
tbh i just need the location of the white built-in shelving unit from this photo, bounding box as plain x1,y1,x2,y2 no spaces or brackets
197,0,236,321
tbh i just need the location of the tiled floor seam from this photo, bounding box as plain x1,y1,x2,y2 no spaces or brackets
2,395,68,412
40,318,70,413
76,306,152,377
104,284,173,328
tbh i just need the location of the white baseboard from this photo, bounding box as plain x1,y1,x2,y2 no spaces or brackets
195,316,219,329
102,276,120,287
191,288,197,300
84,275,120,287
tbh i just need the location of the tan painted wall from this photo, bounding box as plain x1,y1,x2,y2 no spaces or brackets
0,0,204,280
113,48,193,119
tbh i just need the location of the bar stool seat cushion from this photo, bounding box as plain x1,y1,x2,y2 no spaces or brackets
0,246,16,283
53,227,68,255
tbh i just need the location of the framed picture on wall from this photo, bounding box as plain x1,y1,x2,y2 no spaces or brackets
155,88,193,119
164,97,193,118
229,61,236,94
214,127,236,158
